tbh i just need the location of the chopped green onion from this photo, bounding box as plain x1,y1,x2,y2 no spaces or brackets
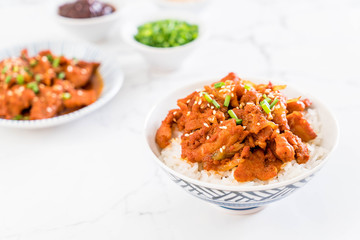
5,75,11,84
224,95,231,107
24,67,33,77
61,92,71,100
212,99,220,108
2,66,8,74
52,58,60,68
244,84,251,90
236,119,243,125
16,74,24,84
73,57,79,64
261,100,271,114
30,59,38,67
46,54,53,63
202,92,212,103
35,74,42,82
27,82,39,94
58,72,65,79
214,82,225,89
13,115,23,120
270,98,279,109
13,66,19,72
228,109,238,119
263,94,271,103
23,116,30,120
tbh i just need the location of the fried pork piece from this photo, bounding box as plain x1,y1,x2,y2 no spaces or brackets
233,146,282,182
65,61,100,88
283,130,309,163
30,85,62,120
181,119,249,169
1,85,35,119
271,133,295,162
272,94,290,131
156,109,180,149
287,111,317,142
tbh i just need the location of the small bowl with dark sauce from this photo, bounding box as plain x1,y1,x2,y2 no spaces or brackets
55,0,121,42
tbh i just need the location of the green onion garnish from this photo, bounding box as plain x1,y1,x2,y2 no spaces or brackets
30,59,38,67
214,82,225,89
46,54,53,63
244,84,251,90
228,109,238,119
73,57,79,65
13,115,23,120
203,92,213,103
228,109,242,125
27,82,39,94
5,75,11,84
24,67,33,77
52,58,60,68
2,66,8,74
263,94,271,103
35,74,41,82
270,98,279,109
212,99,220,108
224,95,231,107
61,92,71,100
261,100,271,114
16,74,24,84
13,66,19,72
58,72,65,79
23,116,30,120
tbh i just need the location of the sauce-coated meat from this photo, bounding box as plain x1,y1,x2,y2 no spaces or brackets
0,49,102,120
156,73,317,182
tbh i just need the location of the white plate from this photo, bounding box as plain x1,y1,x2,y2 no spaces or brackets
0,41,124,129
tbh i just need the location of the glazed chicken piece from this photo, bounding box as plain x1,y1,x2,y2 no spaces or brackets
65,61,99,88
287,111,317,142
3,85,35,119
30,85,62,119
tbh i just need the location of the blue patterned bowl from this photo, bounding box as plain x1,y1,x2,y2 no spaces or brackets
145,77,339,214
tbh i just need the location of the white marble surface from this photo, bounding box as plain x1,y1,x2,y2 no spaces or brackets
0,0,359,239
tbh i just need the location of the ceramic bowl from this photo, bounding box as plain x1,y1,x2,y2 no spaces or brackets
154,0,212,12
121,11,208,72
144,77,339,214
54,0,122,42
0,41,124,129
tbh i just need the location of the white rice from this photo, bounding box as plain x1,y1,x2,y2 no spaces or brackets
159,108,328,186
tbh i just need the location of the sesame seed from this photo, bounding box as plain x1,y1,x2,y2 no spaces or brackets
46,107,53,113
213,110,216,115
67,65,73,72
207,104,210,107
211,106,214,109
184,133,189,137
80,69,88,75
186,99,190,104
220,148,223,153
231,93,234,97
187,111,190,116
198,99,202,105
219,126,227,129
257,122,260,126
77,90,83,96
173,111,177,115
173,119,177,122
194,101,197,105
204,123,209,128
7,91,13,96
243,126,247,129
206,136,210,140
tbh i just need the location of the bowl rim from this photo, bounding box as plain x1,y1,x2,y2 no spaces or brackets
0,40,124,129
144,76,340,192
54,0,122,25
121,10,208,53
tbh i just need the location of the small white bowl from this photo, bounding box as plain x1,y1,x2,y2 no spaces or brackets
0,41,124,129
121,11,208,72
54,0,122,42
154,0,212,12
145,77,339,214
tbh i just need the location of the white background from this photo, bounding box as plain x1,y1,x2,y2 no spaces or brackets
0,0,359,239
